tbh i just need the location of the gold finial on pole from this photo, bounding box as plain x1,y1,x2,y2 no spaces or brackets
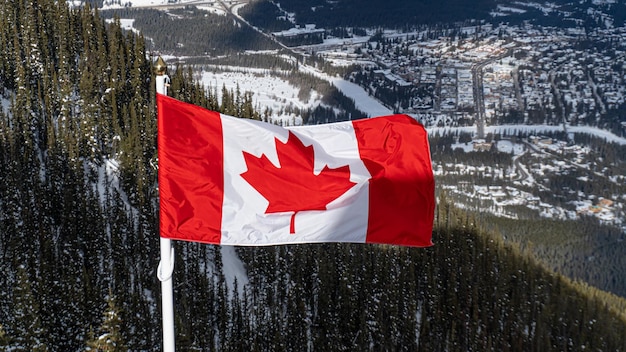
155,56,170,95
155,56,167,76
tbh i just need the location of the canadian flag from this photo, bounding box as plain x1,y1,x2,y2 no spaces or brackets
158,94,434,247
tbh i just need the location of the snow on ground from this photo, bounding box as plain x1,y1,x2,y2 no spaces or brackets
437,129,624,226
451,142,474,152
105,18,139,34
221,246,249,299
101,0,227,15
428,124,626,145
299,64,393,117
195,5,226,16
97,158,123,207
198,63,393,124
496,139,525,154
101,0,197,9
200,68,312,125
1,93,11,115
491,4,527,17
330,77,393,117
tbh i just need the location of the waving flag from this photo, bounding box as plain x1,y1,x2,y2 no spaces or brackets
157,94,434,247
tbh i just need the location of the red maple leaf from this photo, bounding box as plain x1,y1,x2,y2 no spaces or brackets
241,131,356,234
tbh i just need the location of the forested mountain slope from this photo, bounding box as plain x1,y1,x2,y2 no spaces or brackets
229,200,626,351
0,0,160,349
241,0,626,30
107,7,281,56
241,0,496,29
0,0,625,350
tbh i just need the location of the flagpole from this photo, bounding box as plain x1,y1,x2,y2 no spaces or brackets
158,238,175,352
155,56,175,352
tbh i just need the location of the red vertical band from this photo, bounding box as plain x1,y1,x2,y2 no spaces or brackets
158,94,224,244
353,115,434,247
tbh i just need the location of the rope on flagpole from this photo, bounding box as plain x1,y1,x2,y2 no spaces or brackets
157,246,175,282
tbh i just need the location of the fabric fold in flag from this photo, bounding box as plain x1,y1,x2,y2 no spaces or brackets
157,94,435,247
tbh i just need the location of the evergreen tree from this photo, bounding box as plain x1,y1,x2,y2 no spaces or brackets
0,323,8,350
6,266,48,352
1,0,626,350
86,291,126,352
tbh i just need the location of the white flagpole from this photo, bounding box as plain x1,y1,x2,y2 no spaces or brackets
155,55,175,352
158,238,175,352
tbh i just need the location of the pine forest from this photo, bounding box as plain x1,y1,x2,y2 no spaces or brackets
0,0,625,351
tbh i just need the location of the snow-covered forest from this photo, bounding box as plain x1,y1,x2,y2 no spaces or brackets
1,0,626,350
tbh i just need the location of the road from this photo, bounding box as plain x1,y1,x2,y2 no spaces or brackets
216,0,292,51
471,49,514,139
471,61,486,139
511,68,524,113
126,0,232,10
135,0,294,52
511,149,530,182
548,68,566,125
587,71,607,114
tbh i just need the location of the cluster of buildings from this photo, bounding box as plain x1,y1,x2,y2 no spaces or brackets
282,1,626,228
434,136,624,226
312,11,626,137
